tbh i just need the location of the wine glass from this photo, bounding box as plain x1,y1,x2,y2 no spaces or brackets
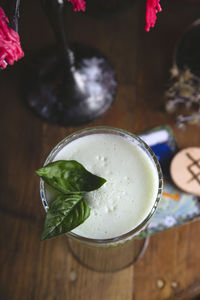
26,0,117,126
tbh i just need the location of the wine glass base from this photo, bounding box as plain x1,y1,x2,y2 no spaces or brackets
67,236,150,273
26,44,117,126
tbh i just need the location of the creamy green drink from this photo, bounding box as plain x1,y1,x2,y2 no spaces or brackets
43,127,162,241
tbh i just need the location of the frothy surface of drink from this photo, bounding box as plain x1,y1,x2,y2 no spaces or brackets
50,133,159,239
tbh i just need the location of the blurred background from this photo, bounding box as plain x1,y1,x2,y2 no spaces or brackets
0,0,200,299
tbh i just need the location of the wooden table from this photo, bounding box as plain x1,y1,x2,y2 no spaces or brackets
1,0,200,299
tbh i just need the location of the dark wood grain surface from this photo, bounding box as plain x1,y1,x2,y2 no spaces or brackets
0,1,200,299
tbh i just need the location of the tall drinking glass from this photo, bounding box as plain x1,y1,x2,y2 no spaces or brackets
40,127,163,272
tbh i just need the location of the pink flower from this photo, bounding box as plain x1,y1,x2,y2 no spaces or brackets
68,0,86,12
145,0,162,32
0,7,24,69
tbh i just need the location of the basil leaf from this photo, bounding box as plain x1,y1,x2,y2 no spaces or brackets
36,160,106,194
41,194,90,240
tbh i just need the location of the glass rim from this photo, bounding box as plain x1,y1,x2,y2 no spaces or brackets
40,126,163,245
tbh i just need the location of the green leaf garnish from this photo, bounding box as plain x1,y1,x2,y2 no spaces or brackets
36,160,106,240
41,194,90,240
36,160,106,194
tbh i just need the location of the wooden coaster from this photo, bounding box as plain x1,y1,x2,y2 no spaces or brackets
170,147,200,197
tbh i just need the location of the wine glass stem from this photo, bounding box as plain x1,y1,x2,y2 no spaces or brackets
42,0,75,79
6,0,21,31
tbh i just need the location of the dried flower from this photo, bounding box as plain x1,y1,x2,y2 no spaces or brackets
165,100,177,113
170,65,179,78
179,84,193,98
165,65,200,127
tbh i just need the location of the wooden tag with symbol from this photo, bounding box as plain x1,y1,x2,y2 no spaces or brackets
170,147,200,197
